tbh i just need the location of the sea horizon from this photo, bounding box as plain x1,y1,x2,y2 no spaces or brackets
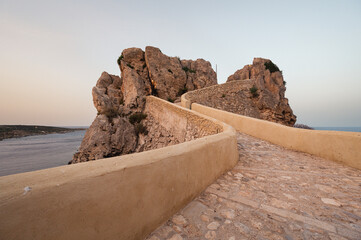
313,126,361,133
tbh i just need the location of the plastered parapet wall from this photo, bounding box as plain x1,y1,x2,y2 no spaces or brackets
0,96,238,240
145,96,222,140
182,88,361,170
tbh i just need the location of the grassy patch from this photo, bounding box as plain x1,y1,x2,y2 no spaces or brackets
221,94,226,98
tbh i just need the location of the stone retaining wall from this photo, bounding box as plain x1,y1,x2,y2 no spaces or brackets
184,100,361,170
0,97,238,240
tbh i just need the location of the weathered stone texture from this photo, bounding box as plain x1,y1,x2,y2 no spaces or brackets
147,132,361,240
145,46,187,100
226,58,296,126
181,59,217,91
71,46,218,163
72,115,137,163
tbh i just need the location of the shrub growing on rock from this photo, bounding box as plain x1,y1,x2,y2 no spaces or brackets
182,66,189,72
129,112,147,124
177,86,188,96
99,109,118,120
134,123,148,135
182,67,196,73
264,61,280,73
250,86,259,98
117,55,123,65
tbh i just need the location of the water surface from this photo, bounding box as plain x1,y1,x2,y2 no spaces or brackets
313,127,361,132
0,130,85,177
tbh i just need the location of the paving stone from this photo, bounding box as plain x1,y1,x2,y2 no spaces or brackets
172,215,187,226
204,231,216,239
147,236,160,240
145,132,361,240
200,214,210,222
220,209,236,219
234,222,250,235
321,198,342,206
207,221,220,230
172,225,182,233
168,234,183,240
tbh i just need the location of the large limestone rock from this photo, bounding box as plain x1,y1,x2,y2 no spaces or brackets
181,59,217,91
71,46,217,163
227,58,296,126
145,46,187,100
145,46,217,100
92,72,123,115
72,115,137,163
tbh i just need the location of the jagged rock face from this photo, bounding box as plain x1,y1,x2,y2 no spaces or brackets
145,46,187,100
92,72,123,115
72,115,137,163
227,58,296,126
181,59,217,91
71,46,217,163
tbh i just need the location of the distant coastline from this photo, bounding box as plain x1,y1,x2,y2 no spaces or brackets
0,125,87,141
313,127,361,133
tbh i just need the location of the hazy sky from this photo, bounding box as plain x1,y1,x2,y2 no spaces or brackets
1,0,360,127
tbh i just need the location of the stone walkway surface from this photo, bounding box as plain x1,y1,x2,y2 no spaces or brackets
146,132,361,240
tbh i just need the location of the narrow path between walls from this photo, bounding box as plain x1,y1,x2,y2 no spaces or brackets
146,132,361,240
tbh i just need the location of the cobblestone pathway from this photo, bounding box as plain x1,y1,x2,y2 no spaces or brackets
146,132,361,240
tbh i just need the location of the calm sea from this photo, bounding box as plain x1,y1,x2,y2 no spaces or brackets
1,126,359,177
0,130,86,177
313,127,361,132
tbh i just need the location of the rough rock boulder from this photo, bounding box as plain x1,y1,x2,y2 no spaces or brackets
227,58,296,126
71,46,217,163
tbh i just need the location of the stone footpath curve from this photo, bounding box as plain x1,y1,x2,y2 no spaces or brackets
146,132,361,240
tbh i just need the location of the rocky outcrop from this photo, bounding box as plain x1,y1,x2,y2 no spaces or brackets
227,58,296,126
145,46,217,101
181,59,217,91
71,46,217,163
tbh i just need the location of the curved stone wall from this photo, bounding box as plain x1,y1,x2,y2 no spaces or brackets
183,95,361,170
0,97,238,240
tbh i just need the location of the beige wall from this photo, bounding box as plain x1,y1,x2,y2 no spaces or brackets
146,96,222,140
190,103,361,170
0,97,239,240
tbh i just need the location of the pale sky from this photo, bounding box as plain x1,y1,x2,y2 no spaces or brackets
1,0,360,127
